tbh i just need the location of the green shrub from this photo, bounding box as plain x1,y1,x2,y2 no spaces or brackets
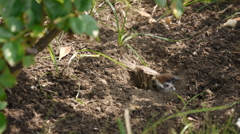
0,0,98,133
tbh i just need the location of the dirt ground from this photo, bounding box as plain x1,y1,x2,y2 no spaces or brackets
3,1,240,134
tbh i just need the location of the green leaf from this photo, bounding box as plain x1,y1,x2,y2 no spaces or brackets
43,0,72,20
22,55,35,68
35,0,42,3
0,86,7,101
0,112,6,134
56,0,64,4
171,0,184,18
0,28,14,42
0,59,5,71
79,15,99,37
0,0,7,5
2,41,25,67
75,0,92,12
0,67,16,88
43,0,63,20
56,18,70,31
5,17,23,32
30,25,44,37
63,0,72,13
24,0,43,28
154,0,166,7
1,0,23,17
0,86,6,101
69,17,84,34
0,102,7,110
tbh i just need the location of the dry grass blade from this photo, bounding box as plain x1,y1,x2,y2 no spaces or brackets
124,108,132,134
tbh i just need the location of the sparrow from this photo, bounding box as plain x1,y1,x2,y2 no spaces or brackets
122,61,179,91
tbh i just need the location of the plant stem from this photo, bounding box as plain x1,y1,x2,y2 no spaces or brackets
10,28,61,74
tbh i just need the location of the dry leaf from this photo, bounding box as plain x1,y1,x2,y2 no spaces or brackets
59,46,71,61
136,10,151,18
187,117,198,122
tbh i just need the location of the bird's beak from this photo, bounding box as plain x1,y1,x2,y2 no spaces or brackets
174,77,180,81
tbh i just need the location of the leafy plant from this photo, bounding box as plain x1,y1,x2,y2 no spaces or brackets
117,92,239,133
102,0,187,66
116,103,231,134
142,105,228,134
0,0,98,133
106,0,130,46
154,0,184,18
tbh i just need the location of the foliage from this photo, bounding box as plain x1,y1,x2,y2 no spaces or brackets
106,0,129,46
0,0,98,133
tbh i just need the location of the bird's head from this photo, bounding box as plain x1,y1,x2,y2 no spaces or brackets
153,74,180,91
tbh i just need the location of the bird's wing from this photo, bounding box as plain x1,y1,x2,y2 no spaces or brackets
121,60,160,75
135,65,160,76
121,60,137,71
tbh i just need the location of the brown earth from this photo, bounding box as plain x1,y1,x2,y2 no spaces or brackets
3,1,240,134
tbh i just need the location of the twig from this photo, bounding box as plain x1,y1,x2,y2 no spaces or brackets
10,28,61,74
232,51,240,54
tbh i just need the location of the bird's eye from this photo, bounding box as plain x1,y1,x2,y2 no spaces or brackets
166,79,170,82
166,79,177,84
164,84,169,87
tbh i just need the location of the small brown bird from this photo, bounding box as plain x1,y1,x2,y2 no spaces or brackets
123,61,179,91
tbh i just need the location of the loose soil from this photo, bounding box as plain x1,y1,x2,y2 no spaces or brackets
3,1,240,134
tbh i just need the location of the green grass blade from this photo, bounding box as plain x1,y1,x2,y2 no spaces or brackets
138,33,180,41
171,92,186,106
183,92,205,109
229,101,240,107
98,21,116,30
144,113,158,130
121,32,129,43
125,43,147,66
184,0,201,6
196,1,215,12
156,10,172,22
79,49,127,67
142,105,228,134
48,44,59,74
122,33,138,44
223,108,235,134
119,9,128,46
180,123,194,134
106,0,120,32
117,118,126,134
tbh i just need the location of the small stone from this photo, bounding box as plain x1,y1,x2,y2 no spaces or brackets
236,76,240,81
